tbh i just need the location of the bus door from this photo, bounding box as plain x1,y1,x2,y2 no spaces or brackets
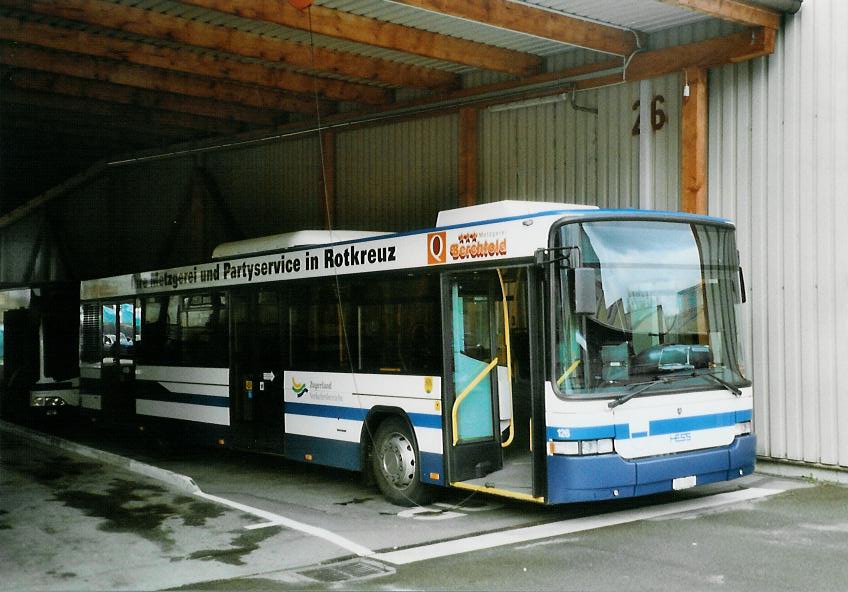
230,288,285,453
444,271,503,482
100,301,136,418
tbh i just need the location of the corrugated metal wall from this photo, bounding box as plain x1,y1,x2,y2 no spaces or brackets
478,72,680,211
706,0,848,469
204,137,326,234
335,115,458,230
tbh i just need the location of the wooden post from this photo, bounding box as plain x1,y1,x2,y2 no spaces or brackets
320,130,336,230
458,107,478,207
680,67,708,214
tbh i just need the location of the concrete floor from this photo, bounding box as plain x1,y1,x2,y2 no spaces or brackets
2,419,847,591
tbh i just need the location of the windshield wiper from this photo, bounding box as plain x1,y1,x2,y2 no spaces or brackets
608,377,674,409
695,370,742,396
607,369,745,409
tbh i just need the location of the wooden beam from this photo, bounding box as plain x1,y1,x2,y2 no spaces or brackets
1,88,247,135
660,0,781,29
0,44,327,114
1,103,200,139
342,28,772,123
0,163,106,230
392,0,639,56
0,16,388,105
0,125,148,153
3,0,458,91
458,108,478,207
680,67,708,214
4,69,281,127
574,27,775,90
180,0,541,77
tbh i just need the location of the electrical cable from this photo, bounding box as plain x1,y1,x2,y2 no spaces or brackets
304,6,427,510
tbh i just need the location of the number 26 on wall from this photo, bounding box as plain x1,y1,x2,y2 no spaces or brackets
632,95,667,136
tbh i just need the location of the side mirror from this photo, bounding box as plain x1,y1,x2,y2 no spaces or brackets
573,268,596,315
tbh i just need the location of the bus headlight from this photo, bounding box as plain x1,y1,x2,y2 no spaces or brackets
549,438,614,456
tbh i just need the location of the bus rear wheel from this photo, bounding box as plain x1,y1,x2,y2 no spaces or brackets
372,417,431,506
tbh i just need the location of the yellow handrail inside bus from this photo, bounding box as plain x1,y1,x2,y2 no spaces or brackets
496,269,515,448
452,356,499,446
556,360,581,386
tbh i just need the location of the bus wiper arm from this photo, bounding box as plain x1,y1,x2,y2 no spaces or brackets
608,373,698,409
608,377,670,409
697,371,742,397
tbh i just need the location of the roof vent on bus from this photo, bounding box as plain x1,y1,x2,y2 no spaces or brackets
435,200,598,227
212,230,388,259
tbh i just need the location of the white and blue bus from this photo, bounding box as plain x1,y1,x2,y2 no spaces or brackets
77,201,755,505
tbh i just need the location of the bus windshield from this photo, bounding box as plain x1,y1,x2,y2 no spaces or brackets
552,219,749,398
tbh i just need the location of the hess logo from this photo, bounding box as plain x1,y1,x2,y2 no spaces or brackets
427,232,447,265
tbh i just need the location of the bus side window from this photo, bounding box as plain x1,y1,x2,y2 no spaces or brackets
136,296,165,365
289,281,355,372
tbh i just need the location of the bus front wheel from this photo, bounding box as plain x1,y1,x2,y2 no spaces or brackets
372,417,431,506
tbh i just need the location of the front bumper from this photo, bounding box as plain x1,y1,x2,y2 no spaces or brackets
546,434,756,504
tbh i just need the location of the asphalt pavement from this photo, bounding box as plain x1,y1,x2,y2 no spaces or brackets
2,418,847,591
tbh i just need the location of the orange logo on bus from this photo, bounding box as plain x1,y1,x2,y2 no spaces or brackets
427,232,447,264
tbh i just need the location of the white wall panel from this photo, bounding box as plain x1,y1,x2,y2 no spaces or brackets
707,0,848,469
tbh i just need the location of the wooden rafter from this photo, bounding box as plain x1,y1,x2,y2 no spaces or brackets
179,0,541,77
0,44,328,114
1,88,247,135
556,28,776,94
660,0,781,29
392,0,640,56
2,107,194,141
0,16,388,105
2,0,459,91
255,27,775,142
3,69,282,127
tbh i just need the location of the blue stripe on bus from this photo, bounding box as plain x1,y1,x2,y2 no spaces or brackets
547,409,752,441
285,402,442,429
735,409,753,422
649,411,739,436
134,390,230,408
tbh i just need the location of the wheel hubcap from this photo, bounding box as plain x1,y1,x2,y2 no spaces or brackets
379,432,415,490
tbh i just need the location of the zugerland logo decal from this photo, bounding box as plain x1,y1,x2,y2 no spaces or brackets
427,232,446,265
291,378,308,398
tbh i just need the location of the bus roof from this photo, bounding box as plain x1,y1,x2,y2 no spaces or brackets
212,230,388,260
80,202,734,300
435,200,597,227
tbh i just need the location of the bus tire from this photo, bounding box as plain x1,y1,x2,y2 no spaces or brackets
372,417,431,506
